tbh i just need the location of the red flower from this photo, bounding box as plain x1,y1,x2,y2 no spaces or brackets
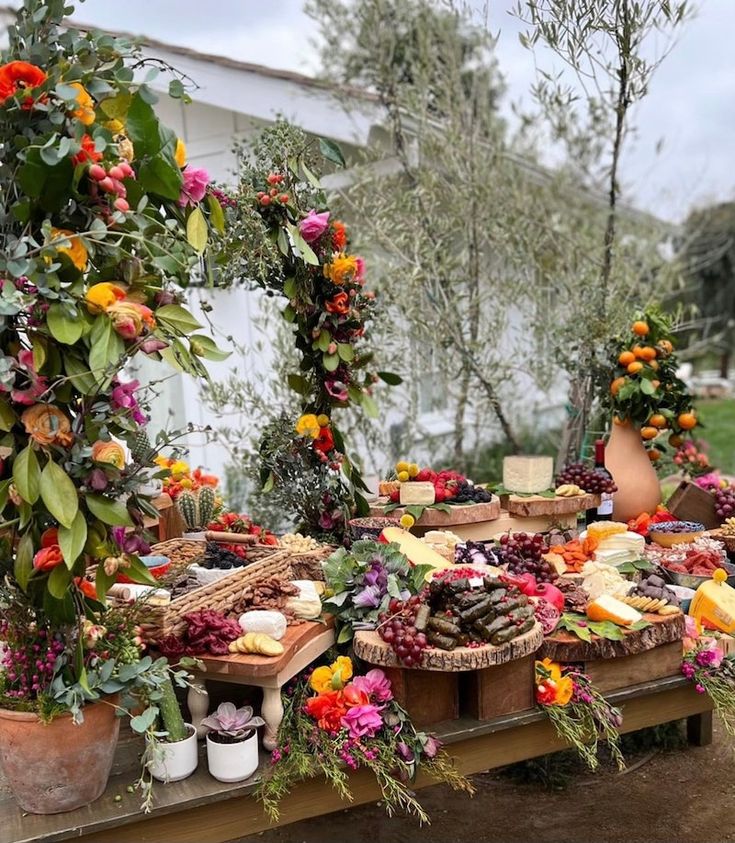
305,690,347,731
40,527,59,548
72,134,102,166
313,426,334,454
341,684,370,708
0,61,47,109
33,544,64,573
332,220,347,252
325,292,350,315
535,682,557,706
74,577,98,600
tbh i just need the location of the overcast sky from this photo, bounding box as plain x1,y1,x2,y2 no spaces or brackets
58,1,735,223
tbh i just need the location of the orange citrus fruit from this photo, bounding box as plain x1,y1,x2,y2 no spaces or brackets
610,377,626,396
633,321,650,336
649,414,667,429
649,359,659,371
669,433,683,448
648,448,661,462
627,361,644,374
678,412,697,430
657,339,673,355
641,426,659,440
618,350,636,366
639,346,657,361
632,345,646,358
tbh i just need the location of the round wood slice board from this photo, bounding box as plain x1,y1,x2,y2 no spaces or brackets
539,611,686,662
502,493,601,518
353,622,543,672
369,499,501,526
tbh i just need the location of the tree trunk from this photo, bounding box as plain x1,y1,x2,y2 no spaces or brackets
720,349,731,379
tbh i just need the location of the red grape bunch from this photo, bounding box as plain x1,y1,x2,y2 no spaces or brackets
498,532,557,583
714,485,735,520
555,462,617,495
377,596,429,668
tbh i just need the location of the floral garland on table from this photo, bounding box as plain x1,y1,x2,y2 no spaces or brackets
257,656,474,822
214,123,400,539
681,625,735,735
535,659,625,771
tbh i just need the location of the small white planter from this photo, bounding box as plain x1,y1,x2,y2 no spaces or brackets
206,730,259,783
148,724,198,782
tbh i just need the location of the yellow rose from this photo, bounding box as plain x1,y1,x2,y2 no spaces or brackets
69,82,95,126
85,282,126,313
105,119,125,134
91,440,126,469
309,665,334,694
50,227,88,271
170,460,190,477
553,676,574,706
330,656,353,687
174,138,187,168
107,300,144,339
295,414,320,439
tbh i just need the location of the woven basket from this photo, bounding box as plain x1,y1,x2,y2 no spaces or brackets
709,529,735,556
150,538,205,568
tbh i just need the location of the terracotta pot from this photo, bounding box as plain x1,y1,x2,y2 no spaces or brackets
0,696,120,814
605,420,661,522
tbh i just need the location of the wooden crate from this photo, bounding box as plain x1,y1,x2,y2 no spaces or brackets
667,480,720,529
460,654,535,720
381,667,459,726
582,640,683,693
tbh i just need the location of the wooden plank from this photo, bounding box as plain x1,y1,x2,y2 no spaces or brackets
540,612,686,661
369,499,501,527
462,654,534,720
584,640,684,692
667,480,720,529
687,710,714,746
502,493,600,518
383,667,459,726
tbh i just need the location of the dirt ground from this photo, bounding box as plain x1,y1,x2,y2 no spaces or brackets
240,721,735,843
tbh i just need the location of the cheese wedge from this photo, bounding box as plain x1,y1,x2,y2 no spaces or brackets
399,481,436,506
502,456,553,494
586,594,642,626
381,527,452,570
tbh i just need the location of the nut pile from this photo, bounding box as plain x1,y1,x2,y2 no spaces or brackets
280,533,321,552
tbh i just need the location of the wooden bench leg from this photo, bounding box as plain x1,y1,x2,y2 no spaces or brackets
261,686,284,751
687,710,713,746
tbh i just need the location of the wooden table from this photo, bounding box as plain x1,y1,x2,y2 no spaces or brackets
1,675,713,843
187,621,335,749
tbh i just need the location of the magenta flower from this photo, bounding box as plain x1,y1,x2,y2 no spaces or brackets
87,468,109,491
352,669,393,703
179,167,210,207
11,349,47,405
140,337,168,355
111,526,151,556
397,741,415,763
354,256,366,284
325,379,349,402
111,378,147,425
298,210,330,244
340,703,383,739
422,734,441,759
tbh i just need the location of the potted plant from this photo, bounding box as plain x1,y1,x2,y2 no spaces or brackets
0,0,226,814
202,702,264,782
145,677,198,784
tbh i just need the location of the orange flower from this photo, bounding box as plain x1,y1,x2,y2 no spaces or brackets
33,544,64,572
72,133,102,166
74,577,98,600
107,300,149,339
68,82,95,125
324,253,364,286
325,292,350,315
49,228,88,271
91,440,126,469
553,676,574,706
304,690,347,732
0,61,47,108
21,404,74,447
331,220,347,252
85,282,126,313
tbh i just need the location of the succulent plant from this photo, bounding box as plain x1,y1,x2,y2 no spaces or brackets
201,702,265,740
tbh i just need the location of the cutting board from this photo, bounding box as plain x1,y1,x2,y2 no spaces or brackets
501,493,600,518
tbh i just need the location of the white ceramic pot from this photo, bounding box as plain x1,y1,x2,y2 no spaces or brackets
206,731,259,783
148,724,198,782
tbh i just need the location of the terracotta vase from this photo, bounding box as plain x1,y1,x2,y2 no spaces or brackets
0,696,120,814
605,420,662,522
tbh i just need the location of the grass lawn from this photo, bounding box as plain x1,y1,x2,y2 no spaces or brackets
697,398,735,474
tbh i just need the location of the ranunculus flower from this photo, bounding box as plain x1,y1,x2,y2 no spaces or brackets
85,282,126,313
72,133,102,166
340,703,383,739
11,349,47,405
341,684,370,708
324,253,365,286
0,61,47,108
68,82,95,125
50,228,88,271
298,210,330,244
309,657,353,693
33,544,64,572
21,404,74,447
325,379,349,402
305,690,347,732
295,413,321,439
325,291,350,315
91,440,125,469
309,666,334,695
81,619,107,649
179,166,209,207
313,426,334,453
352,669,393,703
108,300,145,339
331,220,347,251
535,681,557,706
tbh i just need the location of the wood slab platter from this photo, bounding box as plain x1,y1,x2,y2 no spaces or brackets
195,618,334,680
540,611,686,662
369,498,500,527
501,493,601,518
353,622,543,671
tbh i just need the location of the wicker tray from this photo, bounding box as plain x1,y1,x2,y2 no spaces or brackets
141,546,332,643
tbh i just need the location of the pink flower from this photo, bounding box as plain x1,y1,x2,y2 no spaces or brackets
179,167,210,207
340,703,383,739
354,256,366,284
111,378,147,425
352,669,393,703
140,337,168,355
298,210,330,244
11,349,47,405
422,734,441,758
325,379,349,402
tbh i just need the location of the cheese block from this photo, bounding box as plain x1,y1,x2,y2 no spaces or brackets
399,481,436,506
502,456,553,494
543,551,567,577
238,610,287,640
586,594,642,626
381,526,452,570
